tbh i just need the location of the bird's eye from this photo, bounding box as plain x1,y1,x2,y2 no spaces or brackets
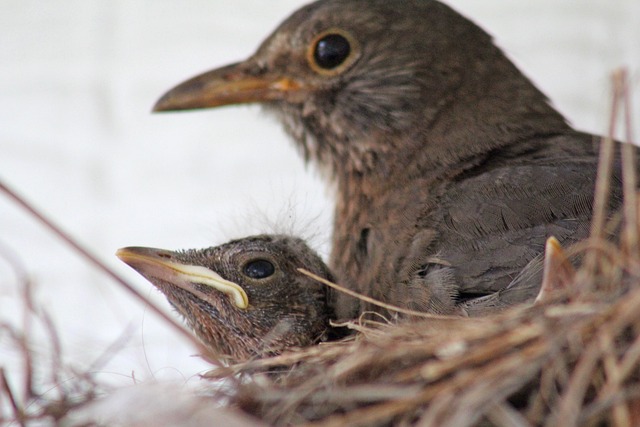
243,259,275,279
314,34,350,70
307,29,359,76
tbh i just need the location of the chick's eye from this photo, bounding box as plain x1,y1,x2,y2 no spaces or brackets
243,259,275,279
313,33,351,70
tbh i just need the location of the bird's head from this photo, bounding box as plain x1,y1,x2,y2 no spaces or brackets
116,235,331,363
154,0,566,179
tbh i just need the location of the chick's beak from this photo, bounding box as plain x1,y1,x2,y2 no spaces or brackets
153,61,304,112
116,246,249,309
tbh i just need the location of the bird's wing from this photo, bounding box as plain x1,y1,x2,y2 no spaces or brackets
430,156,616,302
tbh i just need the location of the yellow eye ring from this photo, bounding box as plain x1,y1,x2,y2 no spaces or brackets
306,28,360,76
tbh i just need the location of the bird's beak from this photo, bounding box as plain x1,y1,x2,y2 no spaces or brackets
153,62,304,112
116,247,249,309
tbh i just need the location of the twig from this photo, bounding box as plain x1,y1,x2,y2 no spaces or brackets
1,367,25,427
0,242,37,402
618,69,639,258
485,402,533,427
599,330,631,427
587,70,622,272
298,268,465,320
0,178,216,364
40,309,64,401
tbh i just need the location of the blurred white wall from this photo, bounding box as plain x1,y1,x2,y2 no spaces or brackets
1,0,639,389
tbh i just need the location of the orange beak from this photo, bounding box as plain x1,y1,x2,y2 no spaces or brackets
153,62,304,112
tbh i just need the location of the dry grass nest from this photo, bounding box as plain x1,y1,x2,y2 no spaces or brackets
214,262,640,426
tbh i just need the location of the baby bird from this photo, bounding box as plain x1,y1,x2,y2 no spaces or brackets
117,235,333,363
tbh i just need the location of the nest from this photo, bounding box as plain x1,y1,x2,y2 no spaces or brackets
212,270,640,426
1,72,638,427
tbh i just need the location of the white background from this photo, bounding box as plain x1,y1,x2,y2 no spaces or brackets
1,0,639,395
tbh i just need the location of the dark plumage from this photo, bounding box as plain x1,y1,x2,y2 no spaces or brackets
116,235,332,363
153,0,626,318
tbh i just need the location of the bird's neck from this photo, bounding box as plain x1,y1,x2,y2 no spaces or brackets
336,60,572,194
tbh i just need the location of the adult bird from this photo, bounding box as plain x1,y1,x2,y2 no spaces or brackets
153,0,625,318
117,235,333,363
